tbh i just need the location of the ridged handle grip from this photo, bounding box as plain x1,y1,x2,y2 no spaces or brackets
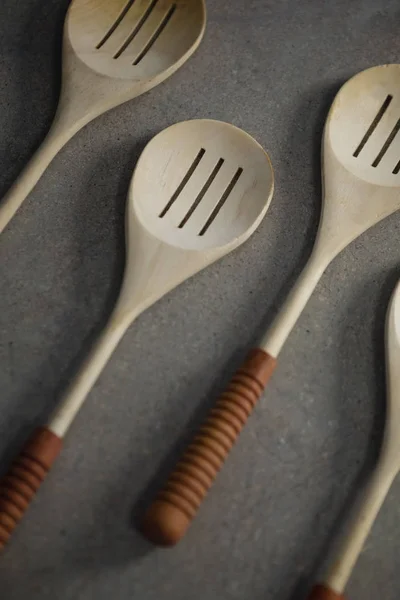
0,428,62,551
307,585,345,600
141,348,276,546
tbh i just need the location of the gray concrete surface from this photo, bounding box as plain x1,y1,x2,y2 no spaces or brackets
0,1,400,599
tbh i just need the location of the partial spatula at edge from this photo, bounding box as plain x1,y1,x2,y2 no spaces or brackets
307,278,400,599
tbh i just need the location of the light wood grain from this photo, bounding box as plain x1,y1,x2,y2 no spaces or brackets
0,119,274,550
0,0,206,233
261,64,400,359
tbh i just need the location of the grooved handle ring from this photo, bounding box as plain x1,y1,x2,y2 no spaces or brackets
141,349,276,546
0,428,62,551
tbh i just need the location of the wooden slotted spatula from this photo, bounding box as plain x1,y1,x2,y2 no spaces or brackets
307,279,400,600
141,64,400,546
0,119,274,551
0,0,206,234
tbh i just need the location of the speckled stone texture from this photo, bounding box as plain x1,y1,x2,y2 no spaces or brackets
0,1,399,599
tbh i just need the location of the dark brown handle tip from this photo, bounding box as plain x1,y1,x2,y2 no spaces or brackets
0,427,62,552
141,349,276,546
141,500,191,547
307,585,345,600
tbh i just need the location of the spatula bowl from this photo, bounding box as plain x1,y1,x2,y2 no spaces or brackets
317,64,400,260
67,0,206,81
327,64,400,187
129,119,274,250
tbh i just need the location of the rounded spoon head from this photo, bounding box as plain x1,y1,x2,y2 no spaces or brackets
67,0,206,80
129,119,274,250
326,64,400,187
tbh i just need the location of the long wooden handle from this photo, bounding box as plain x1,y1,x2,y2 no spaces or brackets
306,585,345,600
0,428,62,551
0,123,71,235
141,349,276,546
